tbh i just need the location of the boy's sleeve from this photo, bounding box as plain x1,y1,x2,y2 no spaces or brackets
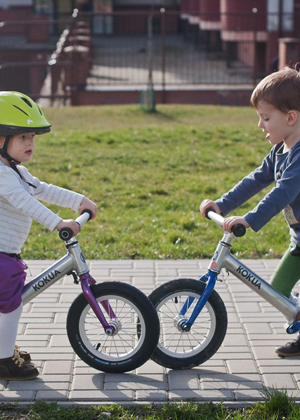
244,149,300,231
215,151,274,216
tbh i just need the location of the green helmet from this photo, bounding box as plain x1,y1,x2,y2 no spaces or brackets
0,91,51,136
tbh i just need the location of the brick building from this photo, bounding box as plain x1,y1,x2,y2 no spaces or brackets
180,0,300,74
1,0,300,104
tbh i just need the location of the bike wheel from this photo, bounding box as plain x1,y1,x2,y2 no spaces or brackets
149,278,227,369
67,282,160,373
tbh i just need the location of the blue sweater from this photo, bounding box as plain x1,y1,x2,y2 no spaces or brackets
215,141,300,245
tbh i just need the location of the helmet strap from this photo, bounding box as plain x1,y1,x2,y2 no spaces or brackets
0,135,12,160
0,135,36,188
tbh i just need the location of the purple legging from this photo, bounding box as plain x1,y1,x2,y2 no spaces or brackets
0,253,27,314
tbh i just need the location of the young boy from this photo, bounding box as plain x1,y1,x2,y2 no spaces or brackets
200,65,300,358
0,91,97,380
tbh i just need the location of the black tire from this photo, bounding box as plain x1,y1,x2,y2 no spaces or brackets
148,278,227,369
67,282,160,373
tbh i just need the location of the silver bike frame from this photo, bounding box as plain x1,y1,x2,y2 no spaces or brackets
22,239,89,305
207,212,299,325
21,212,118,334
22,212,91,306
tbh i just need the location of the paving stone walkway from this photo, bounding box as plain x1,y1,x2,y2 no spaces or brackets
0,259,299,406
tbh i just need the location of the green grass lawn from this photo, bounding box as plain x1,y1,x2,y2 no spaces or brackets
22,104,288,260
0,387,299,419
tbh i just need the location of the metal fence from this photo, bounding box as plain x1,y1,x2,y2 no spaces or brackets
85,8,299,91
87,11,256,91
87,32,253,89
0,8,299,104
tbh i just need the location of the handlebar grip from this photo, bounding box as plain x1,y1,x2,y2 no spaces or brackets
58,209,93,241
205,208,246,237
205,208,215,219
231,224,246,237
81,209,93,221
59,227,74,241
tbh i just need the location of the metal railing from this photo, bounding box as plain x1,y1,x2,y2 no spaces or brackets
0,8,299,105
84,9,285,92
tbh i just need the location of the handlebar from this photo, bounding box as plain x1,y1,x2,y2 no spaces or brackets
59,209,93,241
205,209,246,237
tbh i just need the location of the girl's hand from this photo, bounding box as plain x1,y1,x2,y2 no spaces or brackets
56,220,80,236
199,199,221,218
79,197,98,220
223,216,250,233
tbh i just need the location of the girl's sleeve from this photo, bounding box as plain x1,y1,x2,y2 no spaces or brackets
0,168,62,231
23,168,84,212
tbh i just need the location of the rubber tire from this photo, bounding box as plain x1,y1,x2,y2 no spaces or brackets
149,278,227,369
67,282,160,373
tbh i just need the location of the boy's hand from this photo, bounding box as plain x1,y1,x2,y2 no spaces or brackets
199,199,221,218
79,197,98,220
223,216,250,233
56,220,80,236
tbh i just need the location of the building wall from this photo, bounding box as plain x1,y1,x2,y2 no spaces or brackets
200,0,220,22
221,0,266,32
0,50,48,94
0,7,33,35
72,88,253,106
113,6,180,34
114,0,178,5
0,0,31,6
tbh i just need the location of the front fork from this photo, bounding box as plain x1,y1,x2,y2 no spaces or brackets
177,235,229,332
178,271,217,332
68,239,117,336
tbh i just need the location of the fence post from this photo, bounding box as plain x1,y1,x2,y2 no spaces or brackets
147,14,154,91
252,7,258,86
161,7,166,104
140,14,156,112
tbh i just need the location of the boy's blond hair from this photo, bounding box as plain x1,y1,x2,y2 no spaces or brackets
251,64,300,113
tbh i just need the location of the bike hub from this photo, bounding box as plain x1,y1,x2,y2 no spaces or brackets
182,323,191,332
105,318,122,336
174,315,190,332
105,327,115,336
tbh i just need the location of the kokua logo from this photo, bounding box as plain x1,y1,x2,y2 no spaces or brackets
32,270,61,291
236,266,261,289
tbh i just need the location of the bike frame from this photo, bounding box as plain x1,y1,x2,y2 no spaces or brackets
181,213,300,335
21,213,116,334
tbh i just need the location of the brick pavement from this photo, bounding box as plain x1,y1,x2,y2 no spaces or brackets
1,259,300,405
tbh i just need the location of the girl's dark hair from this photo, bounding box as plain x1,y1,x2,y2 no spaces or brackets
251,64,300,112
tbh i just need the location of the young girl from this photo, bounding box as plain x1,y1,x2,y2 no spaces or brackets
0,91,97,380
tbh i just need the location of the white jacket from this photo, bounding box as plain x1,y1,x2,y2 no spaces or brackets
0,160,84,253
